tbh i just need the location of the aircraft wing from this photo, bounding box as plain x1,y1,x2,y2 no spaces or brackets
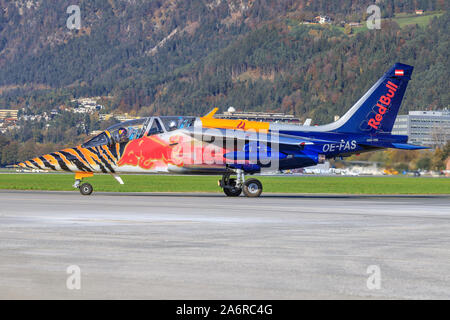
180,127,335,150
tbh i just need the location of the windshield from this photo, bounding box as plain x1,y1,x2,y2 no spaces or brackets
107,118,149,144
81,116,195,147
160,116,195,131
81,132,109,148
147,118,164,136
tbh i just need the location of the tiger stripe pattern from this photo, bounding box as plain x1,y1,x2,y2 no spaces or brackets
17,143,127,173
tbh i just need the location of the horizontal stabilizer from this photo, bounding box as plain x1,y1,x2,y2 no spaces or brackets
391,143,429,150
361,141,428,150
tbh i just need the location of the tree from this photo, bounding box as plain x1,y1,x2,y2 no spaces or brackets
344,24,352,35
442,141,450,160
18,140,38,162
1,141,19,165
415,156,431,171
431,147,445,171
430,141,450,171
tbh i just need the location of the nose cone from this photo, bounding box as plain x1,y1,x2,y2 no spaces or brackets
17,152,68,172
18,144,118,174
18,146,94,172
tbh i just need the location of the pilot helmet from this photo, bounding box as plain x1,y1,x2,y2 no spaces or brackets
118,128,128,140
169,121,177,130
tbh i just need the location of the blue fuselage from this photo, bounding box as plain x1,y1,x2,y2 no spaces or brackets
241,130,410,171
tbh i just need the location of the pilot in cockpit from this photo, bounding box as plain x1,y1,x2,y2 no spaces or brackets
118,128,129,143
168,121,178,131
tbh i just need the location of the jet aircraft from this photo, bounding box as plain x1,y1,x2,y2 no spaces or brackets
16,63,426,197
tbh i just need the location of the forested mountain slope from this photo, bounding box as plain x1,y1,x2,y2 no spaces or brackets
0,0,448,124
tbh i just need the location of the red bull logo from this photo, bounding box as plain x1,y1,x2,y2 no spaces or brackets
237,121,246,130
367,81,398,130
118,134,230,169
118,136,176,169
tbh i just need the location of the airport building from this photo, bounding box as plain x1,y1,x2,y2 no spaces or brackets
392,110,450,147
216,108,302,124
0,109,18,120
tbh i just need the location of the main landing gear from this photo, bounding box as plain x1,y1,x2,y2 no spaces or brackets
219,169,263,198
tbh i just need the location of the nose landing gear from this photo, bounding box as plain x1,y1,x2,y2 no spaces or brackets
73,172,94,196
79,182,94,195
219,170,263,198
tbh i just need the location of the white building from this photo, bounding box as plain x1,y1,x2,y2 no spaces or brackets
392,110,450,147
315,15,331,24
71,97,104,114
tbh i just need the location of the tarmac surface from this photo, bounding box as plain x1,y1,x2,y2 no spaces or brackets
0,190,449,299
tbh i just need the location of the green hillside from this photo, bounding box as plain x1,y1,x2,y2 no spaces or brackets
0,0,448,158
393,11,445,27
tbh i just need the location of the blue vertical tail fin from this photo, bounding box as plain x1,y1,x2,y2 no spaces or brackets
332,63,413,134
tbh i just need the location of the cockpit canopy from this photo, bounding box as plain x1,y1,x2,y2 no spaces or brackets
81,116,195,148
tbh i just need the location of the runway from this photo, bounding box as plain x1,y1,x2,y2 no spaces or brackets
0,190,449,299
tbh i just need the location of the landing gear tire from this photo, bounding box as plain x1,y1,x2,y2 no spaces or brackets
243,179,262,198
224,188,242,197
223,178,242,197
79,183,93,196
220,175,242,197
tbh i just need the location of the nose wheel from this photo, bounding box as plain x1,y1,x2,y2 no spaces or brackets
79,182,94,196
73,172,95,196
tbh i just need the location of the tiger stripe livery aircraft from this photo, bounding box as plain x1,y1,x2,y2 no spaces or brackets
17,63,426,197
